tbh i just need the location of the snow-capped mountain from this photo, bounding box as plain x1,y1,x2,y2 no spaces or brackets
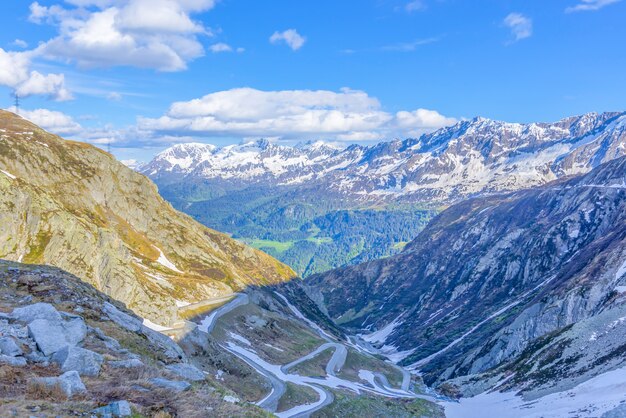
142,139,350,186
142,112,626,203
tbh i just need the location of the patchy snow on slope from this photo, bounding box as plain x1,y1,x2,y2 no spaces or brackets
229,332,252,346
154,247,183,273
444,366,626,418
361,315,403,344
142,318,171,332
1,169,16,179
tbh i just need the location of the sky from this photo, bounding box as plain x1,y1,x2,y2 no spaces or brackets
0,0,625,162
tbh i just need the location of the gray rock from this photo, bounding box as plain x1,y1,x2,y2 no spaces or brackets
27,317,87,356
0,337,22,357
0,355,26,366
166,363,205,381
92,400,132,417
33,370,86,398
12,303,62,323
102,303,185,361
149,377,191,392
103,303,142,332
52,346,103,376
108,359,144,369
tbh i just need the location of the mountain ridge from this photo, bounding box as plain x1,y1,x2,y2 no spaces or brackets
304,155,626,394
142,111,626,203
0,110,295,326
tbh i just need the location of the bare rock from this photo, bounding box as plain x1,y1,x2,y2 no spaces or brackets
12,303,61,323
52,346,103,376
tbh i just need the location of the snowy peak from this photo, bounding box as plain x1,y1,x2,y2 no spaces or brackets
143,112,626,202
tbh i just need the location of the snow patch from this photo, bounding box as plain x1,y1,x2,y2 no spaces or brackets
154,247,183,273
229,332,252,346
142,318,171,332
444,365,626,418
1,169,16,179
361,315,403,344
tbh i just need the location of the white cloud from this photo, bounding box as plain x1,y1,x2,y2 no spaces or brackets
565,0,621,12
0,48,71,101
12,39,29,48
137,87,456,142
503,13,533,42
405,0,426,12
12,108,83,135
209,42,233,53
270,29,306,51
28,0,217,71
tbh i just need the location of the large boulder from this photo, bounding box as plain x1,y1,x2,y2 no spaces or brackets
33,370,86,398
52,346,103,376
27,317,87,356
12,303,62,323
166,363,205,381
92,400,132,417
0,336,22,357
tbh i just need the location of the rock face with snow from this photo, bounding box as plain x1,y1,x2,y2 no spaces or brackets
143,112,626,204
0,110,295,326
306,156,626,391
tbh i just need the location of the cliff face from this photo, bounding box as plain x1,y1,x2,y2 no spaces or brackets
306,156,626,388
0,110,295,325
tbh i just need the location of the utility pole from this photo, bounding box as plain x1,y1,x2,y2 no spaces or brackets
13,92,20,115
107,139,111,154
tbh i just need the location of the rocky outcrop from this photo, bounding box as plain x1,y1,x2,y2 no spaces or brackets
0,110,295,326
34,371,87,398
0,261,275,417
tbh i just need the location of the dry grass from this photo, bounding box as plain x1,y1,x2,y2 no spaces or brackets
26,380,68,401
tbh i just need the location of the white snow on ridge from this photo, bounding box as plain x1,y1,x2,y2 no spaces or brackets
1,169,16,179
154,247,183,273
444,366,626,418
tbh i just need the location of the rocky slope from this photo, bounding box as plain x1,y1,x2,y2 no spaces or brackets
143,112,626,203
0,260,268,417
0,110,294,326
305,156,626,394
0,260,444,418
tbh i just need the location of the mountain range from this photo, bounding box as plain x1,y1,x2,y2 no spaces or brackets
142,111,626,203
140,112,626,278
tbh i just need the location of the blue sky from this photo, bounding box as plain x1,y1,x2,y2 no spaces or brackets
1,0,625,161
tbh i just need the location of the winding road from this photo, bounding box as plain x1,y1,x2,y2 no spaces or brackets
197,291,431,417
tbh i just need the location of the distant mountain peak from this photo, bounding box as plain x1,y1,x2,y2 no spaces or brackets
143,112,626,202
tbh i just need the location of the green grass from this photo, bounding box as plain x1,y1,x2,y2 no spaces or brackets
240,238,295,253
306,236,333,244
